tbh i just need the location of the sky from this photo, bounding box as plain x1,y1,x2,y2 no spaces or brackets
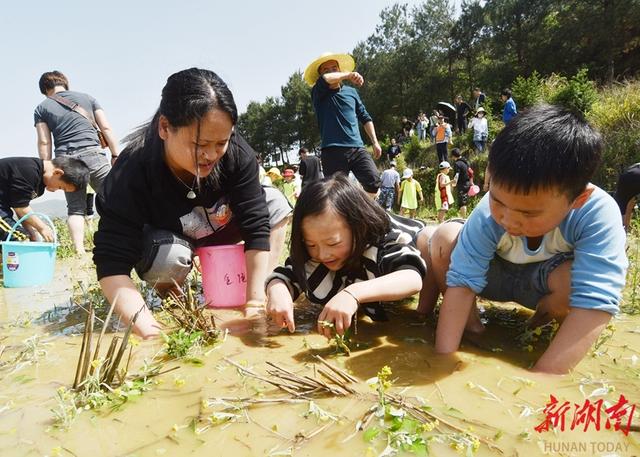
0,0,454,162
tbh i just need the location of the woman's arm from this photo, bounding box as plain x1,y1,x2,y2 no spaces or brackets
99,275,161,338
244,249,270,306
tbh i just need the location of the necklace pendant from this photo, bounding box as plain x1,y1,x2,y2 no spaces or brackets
186,190,197,200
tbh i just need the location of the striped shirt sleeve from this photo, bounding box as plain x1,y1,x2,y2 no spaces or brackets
378,232,427,278
265,257,302,301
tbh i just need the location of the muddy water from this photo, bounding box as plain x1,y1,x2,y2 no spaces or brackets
1,259,639,457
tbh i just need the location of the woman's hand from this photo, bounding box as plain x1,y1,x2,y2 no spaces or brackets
317,289,359,339
266,281,295,332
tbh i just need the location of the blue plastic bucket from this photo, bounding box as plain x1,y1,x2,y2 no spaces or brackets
1,212,58,288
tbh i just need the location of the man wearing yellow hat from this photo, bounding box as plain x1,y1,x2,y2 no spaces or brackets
304,52,382,196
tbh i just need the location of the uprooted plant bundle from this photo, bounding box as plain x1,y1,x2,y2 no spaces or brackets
193,356,504,456
159,276,224,360
51,300,175,429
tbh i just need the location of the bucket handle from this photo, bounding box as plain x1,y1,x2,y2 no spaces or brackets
5,212,57,244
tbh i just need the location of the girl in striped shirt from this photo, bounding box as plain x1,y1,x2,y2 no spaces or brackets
265,174,428,339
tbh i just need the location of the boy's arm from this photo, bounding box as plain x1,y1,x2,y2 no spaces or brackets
35,122,52,160
13,206,54,242
435,286,477,353
532,308,611,374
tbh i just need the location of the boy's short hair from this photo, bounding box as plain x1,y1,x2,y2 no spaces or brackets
451,148,461,158
488,104,602,200
501,88,512,98
298,147,308,156
39,71,69,95
51,156,90,191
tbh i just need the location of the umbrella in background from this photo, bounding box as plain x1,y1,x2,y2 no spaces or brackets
436,102,456,122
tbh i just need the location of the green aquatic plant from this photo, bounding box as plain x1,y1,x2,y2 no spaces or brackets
162,328,203,359
0,335,51,380
591,322,616,356
622,222,640,315
53,218,96,260
318,320,352,355
71,281,109,311
516,320,559,352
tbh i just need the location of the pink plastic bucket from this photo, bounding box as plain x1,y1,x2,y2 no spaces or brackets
468,184,480,197
196,244,247,308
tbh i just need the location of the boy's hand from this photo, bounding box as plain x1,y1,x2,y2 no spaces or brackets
317,290,358,338
266,281,295,332
38,225,55,243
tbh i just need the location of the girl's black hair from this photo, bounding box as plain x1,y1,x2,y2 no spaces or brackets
488,104,602,200
123,68,238,188
290,174,390,290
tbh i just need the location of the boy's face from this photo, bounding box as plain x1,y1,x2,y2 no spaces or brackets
43,169,76,192
488,182,588,237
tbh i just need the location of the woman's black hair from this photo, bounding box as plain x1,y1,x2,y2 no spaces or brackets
290,174,391,291
488,104,602,200
123,68,238,188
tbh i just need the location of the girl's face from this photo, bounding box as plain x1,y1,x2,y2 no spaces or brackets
301,207,353,271
159,109,234,178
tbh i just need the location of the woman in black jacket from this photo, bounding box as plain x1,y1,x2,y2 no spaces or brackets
93,68,290,338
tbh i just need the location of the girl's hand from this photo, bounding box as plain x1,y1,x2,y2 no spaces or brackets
317,290,359,339
266,281,295,332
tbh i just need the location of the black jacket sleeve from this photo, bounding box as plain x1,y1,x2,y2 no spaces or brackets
93,149,149,279
226,134,270,252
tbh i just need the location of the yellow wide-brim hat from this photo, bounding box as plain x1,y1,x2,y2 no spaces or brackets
303,52,356,87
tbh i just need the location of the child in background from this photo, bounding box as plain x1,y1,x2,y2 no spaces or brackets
265,174,427,337
469,107,488,153
282,168,297,206
398,168,424,219
423,105,627,374
435,161,454,223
